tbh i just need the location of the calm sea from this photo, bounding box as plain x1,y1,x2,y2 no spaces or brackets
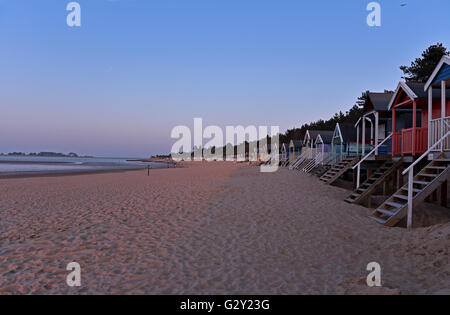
0,156,169,176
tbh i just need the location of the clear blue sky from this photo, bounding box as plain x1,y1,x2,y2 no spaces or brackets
0,0,449,157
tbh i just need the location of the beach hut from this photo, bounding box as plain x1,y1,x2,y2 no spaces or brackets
388,81,449,157
303,130,331,152
281,143,290,164
424,55,450,153
289,140,303,163
354,92,394,157
350,91,407,199
314,131,333,154
331,123,358,163
300,131,334,173
318,128,360,184
370,75,450,227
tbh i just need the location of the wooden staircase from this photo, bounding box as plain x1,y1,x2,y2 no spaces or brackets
371,155,450,227
312,164,330,177
345,158,403,205
320,156,359,185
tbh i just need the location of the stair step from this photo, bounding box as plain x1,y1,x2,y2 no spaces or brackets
376,208,396,216
426,166,446,170
393,194,408,200
401,187,421,193
370,216,388,224
385,201,405,209
418,173,437,178
344,198,355,203
414,181,430,185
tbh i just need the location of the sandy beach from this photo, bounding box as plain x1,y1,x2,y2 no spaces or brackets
0,162,449,295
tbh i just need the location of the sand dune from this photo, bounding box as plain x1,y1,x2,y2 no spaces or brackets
0,162,448,294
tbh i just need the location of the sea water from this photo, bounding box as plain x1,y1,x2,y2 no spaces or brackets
0,156,168,175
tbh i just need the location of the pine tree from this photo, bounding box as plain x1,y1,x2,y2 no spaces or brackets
400,43,449,82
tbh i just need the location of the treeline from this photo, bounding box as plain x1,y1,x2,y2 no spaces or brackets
280,103,365,145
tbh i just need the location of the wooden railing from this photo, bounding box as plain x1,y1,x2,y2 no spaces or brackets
414,127,428,155
394,127,428,156
352,133,392,188
430,117,450,151
402,128,414,155
393,132,402,156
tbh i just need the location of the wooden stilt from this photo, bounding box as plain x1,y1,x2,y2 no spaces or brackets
399,167,404,188
441,180,448,207
432,189,438,202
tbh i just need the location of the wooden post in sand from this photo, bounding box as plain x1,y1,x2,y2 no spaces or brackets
441,181,448,207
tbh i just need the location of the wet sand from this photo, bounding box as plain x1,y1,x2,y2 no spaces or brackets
0,162,448,294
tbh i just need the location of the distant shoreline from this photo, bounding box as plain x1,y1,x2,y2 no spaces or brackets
0,154,93,158
0,161,73,165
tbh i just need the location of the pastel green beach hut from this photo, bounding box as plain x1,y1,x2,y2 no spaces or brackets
331,123,358,164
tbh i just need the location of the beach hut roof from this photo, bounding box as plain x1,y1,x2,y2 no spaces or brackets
289,140,303,148
314,131,334,144
304,130,332,143
388,81,450,110
366,92,394,112
335,123,358,143
424,55,450,90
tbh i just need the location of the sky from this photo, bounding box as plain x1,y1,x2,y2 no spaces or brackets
0,0,449,157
